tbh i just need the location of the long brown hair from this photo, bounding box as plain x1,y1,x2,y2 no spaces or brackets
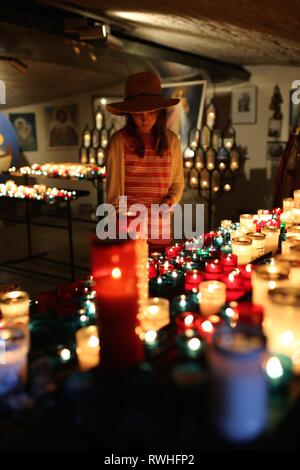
124,109,169,157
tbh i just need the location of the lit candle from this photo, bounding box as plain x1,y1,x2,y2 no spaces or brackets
293,189,300,208
275,253,300,286
220,253,237,272
0,290,29,321
205,259,223,274
247,231,266,260
176,329,204,359
139,297,170,334
175,312,200,332
231,236,252,264
199,280,226,316
195,314,221,343
0,326,28,396
286,224,300,238
283,198,294,212
261,226,280,254
221,219,232,229
184,269,204,291
208,324,268,442
222,301,263,327
240,214,256,232
264,287,300,374
76,325,100,371
91,238,145,371
281,236,300,256
251,262,290,306
264,353,293,392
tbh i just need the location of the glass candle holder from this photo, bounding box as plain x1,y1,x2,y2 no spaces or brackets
175,311,201,332
208,324,268,443
293,189,300,209
221,219,232,229
199,280,226,316
76,325,100,372
184,269,204,292
251,262,290,306
275,253,300,286
264,287,300,374
220,253,237,272
281,236,300,256
139,297,170,334
261,226,280,254
176,329,204,359
231,236,252,265
283,197,294,212
0,326,28,396
91,238,145,371
247,231,266,260
0,290,29,322
240,214,256,232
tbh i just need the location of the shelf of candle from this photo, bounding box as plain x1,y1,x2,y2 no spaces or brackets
6,163,106,181
0,181,90,204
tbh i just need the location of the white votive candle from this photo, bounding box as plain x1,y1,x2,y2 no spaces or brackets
247,232,266,260
240,214,256,232
283,198,294,212
0,291,29,322
199,281,226,316
261,226,280,254
76,325,100,372
264,287,300,374
251,262,290,306
231,236,252,264
293,190,300,209
140,297,170,333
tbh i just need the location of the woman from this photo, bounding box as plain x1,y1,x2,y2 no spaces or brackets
105,71,185,250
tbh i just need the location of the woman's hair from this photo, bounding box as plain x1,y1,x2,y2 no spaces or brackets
124,109,169,157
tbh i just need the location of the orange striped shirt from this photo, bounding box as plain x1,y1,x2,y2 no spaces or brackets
124,133,172,244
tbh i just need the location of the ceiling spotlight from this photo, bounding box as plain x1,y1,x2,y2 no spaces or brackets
79,24,107,41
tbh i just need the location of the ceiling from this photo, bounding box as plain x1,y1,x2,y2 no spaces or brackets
66,0,300,65
0,1,299,108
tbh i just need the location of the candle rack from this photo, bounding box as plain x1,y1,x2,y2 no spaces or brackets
184,101,247,230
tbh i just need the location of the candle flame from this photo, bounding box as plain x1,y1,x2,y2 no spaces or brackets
88,335,99,348
148,305,159,316
184,314,194,326
145,330,157,344
201,320,213,333
188,337,201,351
112,267,122,279
266,356,283,379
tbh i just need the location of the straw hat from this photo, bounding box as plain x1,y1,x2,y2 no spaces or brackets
106,71,180,115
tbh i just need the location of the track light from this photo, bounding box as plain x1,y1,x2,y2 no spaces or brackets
79,24,107,41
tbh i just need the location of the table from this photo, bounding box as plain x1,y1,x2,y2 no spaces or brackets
5,169,105,217
0,189,90,281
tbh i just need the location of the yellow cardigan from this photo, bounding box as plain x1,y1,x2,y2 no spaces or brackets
105,129,185,210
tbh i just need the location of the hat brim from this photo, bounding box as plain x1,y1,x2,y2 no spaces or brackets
106,96,180,116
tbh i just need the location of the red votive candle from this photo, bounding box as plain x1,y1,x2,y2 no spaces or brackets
220,253,238,273
175,312,201,332
195,315,222,343
228,301,264,327
91,237,145,372
185,269,204,291
148,260,157,279
158,260,175,275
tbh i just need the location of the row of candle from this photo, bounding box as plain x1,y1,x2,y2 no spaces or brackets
9,162,106,179
0,181,77,203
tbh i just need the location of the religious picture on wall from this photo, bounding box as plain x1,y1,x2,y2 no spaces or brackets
289,89,300,134
45,105,79,147
9,112,37,151
161,80,207,152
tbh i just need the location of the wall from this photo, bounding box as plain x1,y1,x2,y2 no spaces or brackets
205,65,300,226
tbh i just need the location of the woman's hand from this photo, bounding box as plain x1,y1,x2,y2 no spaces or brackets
161,195,174,207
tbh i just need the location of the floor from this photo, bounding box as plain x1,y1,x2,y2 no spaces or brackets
0,209,95,298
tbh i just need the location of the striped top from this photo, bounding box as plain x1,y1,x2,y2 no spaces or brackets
124,133,172,243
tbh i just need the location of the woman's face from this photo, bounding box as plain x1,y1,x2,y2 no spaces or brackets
131,111,158,133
